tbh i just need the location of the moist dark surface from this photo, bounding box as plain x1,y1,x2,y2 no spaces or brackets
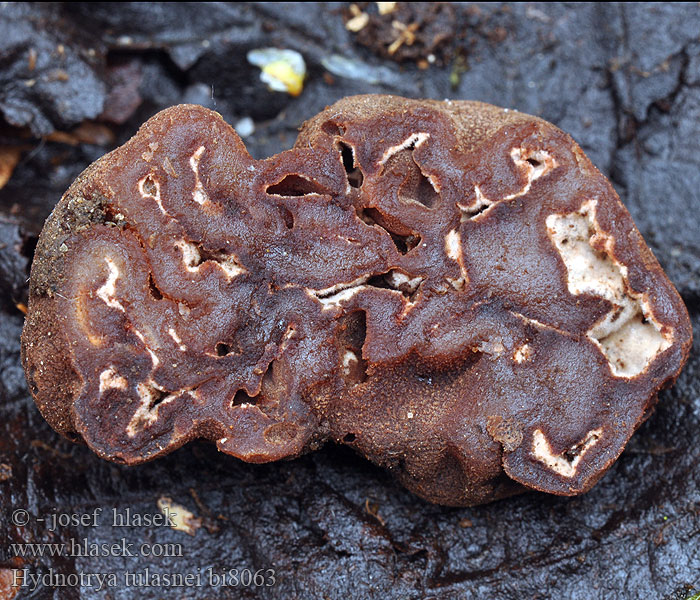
2,4,700,599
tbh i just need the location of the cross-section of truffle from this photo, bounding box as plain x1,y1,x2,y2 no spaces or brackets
21,96,692,506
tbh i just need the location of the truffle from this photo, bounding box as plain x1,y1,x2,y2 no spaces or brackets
21,96,692,506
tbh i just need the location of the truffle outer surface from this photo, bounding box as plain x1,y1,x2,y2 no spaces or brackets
21,95,692,506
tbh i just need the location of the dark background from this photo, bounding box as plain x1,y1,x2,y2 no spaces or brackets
0,3,699,599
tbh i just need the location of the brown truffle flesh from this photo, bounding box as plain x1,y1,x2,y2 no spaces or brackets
21,96,691,505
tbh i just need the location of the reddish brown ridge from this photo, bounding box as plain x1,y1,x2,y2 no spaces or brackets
21,96,692,506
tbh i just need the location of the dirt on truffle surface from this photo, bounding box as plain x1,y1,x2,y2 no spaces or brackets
1,3,700,600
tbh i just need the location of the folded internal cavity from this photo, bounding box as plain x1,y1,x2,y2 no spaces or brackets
546,201,672,377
